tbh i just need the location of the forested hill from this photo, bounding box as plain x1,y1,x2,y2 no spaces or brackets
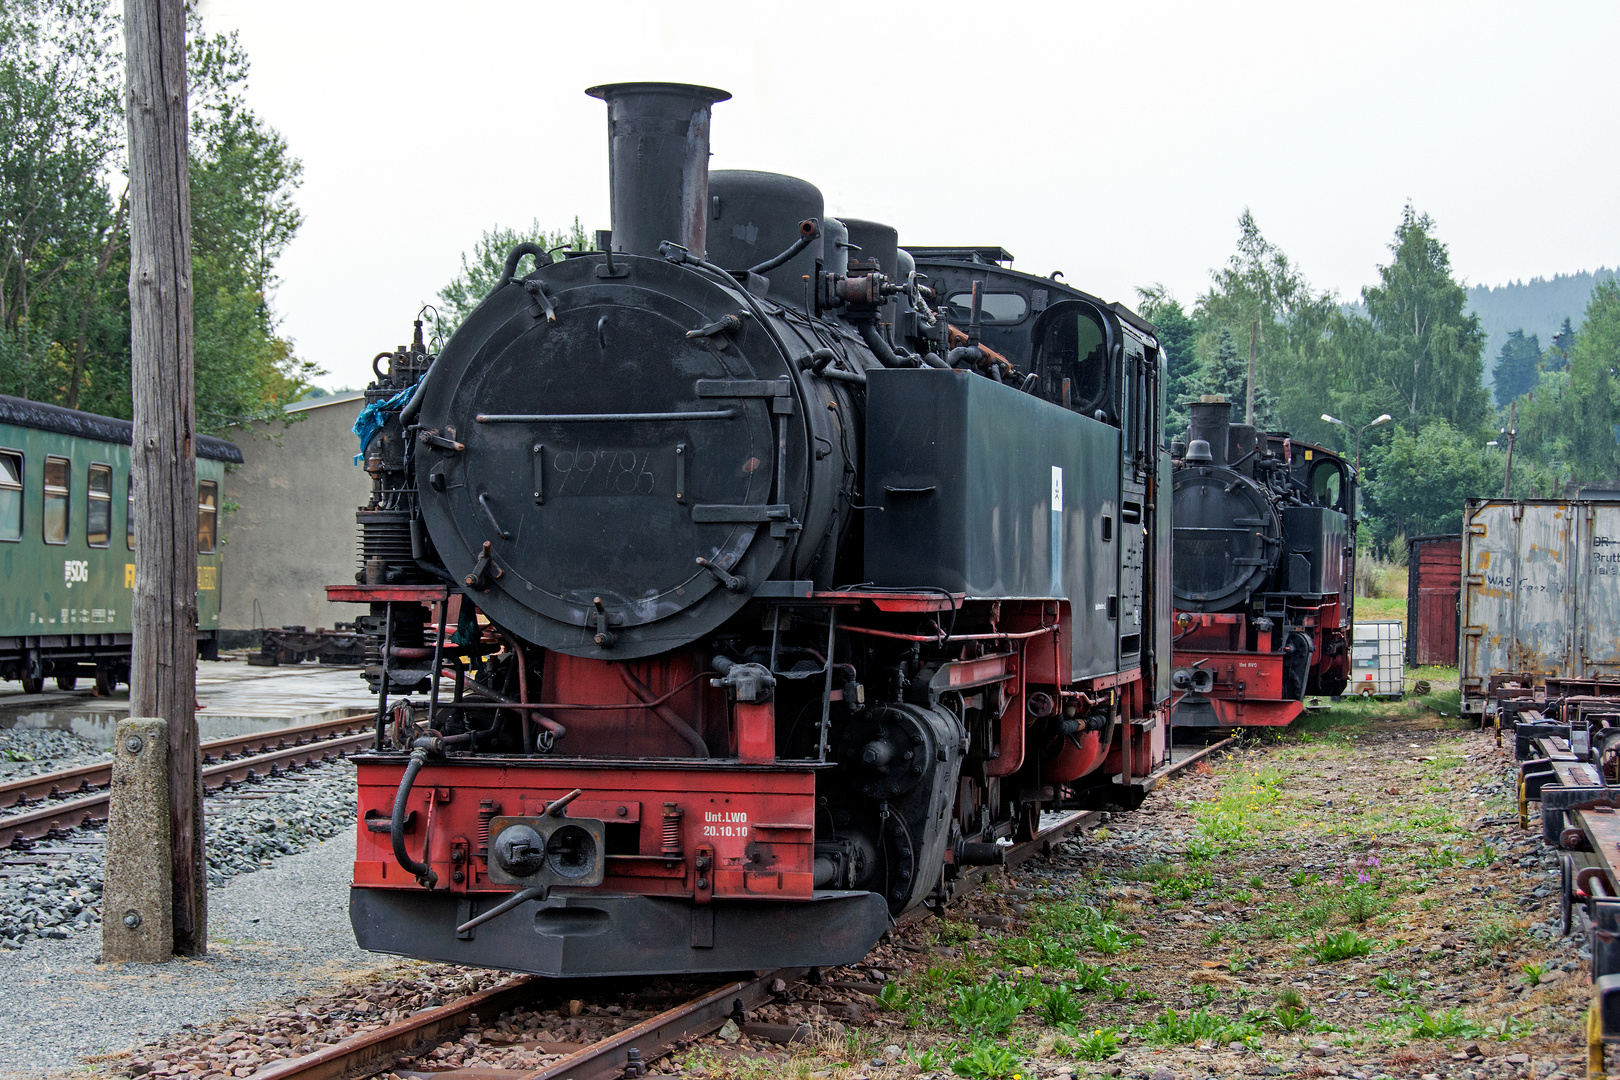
1468,269,1616,383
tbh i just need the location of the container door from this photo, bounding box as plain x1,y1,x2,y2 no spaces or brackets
1462,502,1575,690
1577,503,1620,679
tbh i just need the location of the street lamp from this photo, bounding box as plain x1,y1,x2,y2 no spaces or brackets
1321,413,1393,475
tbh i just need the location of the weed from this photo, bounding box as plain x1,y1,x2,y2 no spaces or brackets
1129,860,1175,882
1521,961,1547,986
997,933,1077,970
1227,950,1253,973
1272,1004,1315,1032
1338,883,1391,925
1248,874,1265,889
938,919,978,945
1204,928,1225,946
1067,1027,1122,1061
1305,929,1374,963
1484,1016,1536,1041
1477,921,1514,949
947,981,1035,1034
951,1040,1024,1080
1081,923,1141,956
1288,870,1320,888
1275,988,1306,1010
1040,984,1085,1027
1138,1008,1259,1046
1192,984,1222,1004
1406,1007,1479,1039
1371,974,1419,1001
907,1046,943,1071
1069,962,1113,992
875,982,911,1012
1466,844,1500,868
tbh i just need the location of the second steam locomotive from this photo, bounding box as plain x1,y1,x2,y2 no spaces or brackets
1169,398,1355,726
333,81,1174,978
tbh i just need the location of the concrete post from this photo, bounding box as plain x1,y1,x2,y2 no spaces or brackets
102,717,174,962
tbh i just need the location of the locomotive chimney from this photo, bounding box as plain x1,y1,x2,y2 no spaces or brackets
586,82,731,260
1187,397,1232,468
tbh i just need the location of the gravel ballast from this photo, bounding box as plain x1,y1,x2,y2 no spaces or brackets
0,817,400,1077
0,763,358,949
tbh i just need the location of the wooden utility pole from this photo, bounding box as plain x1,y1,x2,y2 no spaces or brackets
1244,319,1259,425
125,0,204,956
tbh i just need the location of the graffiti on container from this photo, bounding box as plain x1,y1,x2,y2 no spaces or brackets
1482,573,1573,593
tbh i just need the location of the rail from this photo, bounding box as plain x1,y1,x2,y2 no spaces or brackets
250,735,1232,1080
0,714,375,848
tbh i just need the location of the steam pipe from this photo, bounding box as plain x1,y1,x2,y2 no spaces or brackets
748,220,819,275
619,665,710,757
495,242,551,292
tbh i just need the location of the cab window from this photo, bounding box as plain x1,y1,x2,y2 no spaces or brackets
43,456,69,544
1032,301,1110,417
0,451,21,542
946,291,1029,324
198,480,218,554
87,464,111,547
1310,460,1345,510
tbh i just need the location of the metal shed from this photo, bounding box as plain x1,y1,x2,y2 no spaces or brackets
1406,533,1461,667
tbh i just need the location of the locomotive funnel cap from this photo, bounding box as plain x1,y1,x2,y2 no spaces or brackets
587,82,731,261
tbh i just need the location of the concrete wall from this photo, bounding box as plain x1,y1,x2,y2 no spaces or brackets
220,393,370,640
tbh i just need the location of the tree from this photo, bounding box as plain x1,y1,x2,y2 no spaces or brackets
1492,329,1542,407
1194,210,1343,444
435,217,591,341
1135,284,1199,437
0,5,312,429
1547,316,1576,372
1361,205,1490,434
1563,280,1620,483
1186,327,1275,429
1363,419,1502,539
0,0,125,404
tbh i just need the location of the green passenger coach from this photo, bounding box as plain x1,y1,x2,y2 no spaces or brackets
0,395,243,694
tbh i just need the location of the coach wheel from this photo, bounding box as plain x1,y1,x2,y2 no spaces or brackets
55,675,77,692
95,667,117,696
19,669,42,695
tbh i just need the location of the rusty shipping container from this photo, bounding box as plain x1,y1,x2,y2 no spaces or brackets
1406,534,1461,667
1459,499,1620,715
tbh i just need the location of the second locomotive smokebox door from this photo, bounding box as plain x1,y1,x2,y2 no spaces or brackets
864,369,1121,678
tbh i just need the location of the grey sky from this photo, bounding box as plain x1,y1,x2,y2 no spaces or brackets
196,0,1620,391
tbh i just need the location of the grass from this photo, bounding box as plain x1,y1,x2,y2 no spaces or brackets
1138,1008,1260,1047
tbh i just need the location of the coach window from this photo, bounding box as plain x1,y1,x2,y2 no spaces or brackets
198,480,218,554
87,464,112,547
126,472,135,548
43,457,69,544
0,451,21,542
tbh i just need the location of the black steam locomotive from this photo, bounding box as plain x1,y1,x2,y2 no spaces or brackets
1169,398,1354,726
333,82,1172,978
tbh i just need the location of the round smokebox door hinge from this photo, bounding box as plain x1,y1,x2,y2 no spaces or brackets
124,735,144,755
123,910,142,929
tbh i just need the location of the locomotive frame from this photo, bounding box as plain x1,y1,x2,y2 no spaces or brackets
333,82,1175,978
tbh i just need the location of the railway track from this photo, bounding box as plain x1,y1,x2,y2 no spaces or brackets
235,735,1236,1080
0,713,375,849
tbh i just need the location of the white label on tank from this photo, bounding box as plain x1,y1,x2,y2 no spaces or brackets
1050,467,1064,597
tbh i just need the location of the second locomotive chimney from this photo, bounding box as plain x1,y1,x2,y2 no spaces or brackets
1187,397,1233,468
586,82,731,261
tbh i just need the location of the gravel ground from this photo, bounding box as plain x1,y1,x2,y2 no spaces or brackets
0,817,403,1078
0,763,358,948
0,727,105,777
